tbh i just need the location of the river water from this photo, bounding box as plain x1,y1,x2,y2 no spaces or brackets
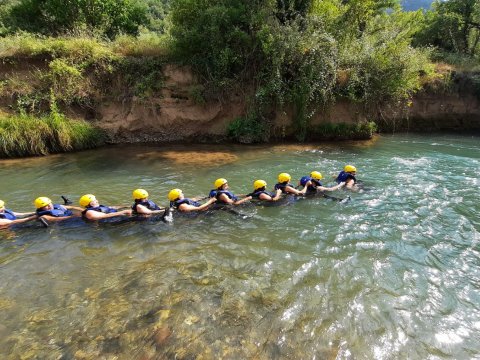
0,134,479,359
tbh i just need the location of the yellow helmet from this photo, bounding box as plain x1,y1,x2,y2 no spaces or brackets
253,179,267,190
344,165,357,173
310,171,323,180
278,173,291,183
214,178,228,189
79,194,96,207
133,188,148,200
168,189,182,201
34,197,52,209
0,200,4,208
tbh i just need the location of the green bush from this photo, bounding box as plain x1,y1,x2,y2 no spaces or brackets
311,121,377,140
338,12,434,106
8,0,148,38
227,112,270,143
169,0,262,87
257,17,337,141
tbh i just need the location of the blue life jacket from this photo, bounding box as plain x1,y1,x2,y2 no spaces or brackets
82,205,117,216
336,171,357,184
274,182,295,194
170,198,200,209
209,189,238,203
132,199,161,212
248,189,275,200
0,209,16,220
36,204,73,217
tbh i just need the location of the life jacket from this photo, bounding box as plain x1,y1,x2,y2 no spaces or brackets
274,182,295,194
0,209,16,220
209,189,238,203
170,198,200,209
82,205,117,216
36,204,73,217
336,171,357,184
247,189,275,200
132,199,161,212
309,178,323,192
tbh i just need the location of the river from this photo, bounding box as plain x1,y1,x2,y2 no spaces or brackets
1,134,479,359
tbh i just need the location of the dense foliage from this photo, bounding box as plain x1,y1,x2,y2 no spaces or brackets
169,0,436,141
6,0,147,38
0,0,477,148
415,0,480,56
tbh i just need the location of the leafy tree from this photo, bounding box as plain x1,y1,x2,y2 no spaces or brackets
414,0,480,55
8,0,148,38
257,17,338,140
338,0,399,36
143,0,170,33
275,0,312,23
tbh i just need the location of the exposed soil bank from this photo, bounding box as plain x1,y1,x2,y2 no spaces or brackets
92,66,480,142
2,63,479,143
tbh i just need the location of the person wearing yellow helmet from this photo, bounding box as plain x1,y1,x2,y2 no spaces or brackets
336,165,358,190
168,188,216,212
247,180,282,201
0,199,37,227
299,171,345,194
274,172,308,195
34,196,82,222
79,194,132,220
208,178,252,205
131,189,164,215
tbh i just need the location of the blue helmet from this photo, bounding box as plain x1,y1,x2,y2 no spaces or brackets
299,176,311,186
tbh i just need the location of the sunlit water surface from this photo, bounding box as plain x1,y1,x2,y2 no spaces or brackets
1,134,479,359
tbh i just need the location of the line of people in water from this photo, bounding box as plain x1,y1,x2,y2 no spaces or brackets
0,165,359,227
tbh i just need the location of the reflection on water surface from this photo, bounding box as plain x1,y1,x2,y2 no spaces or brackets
0,134,479,359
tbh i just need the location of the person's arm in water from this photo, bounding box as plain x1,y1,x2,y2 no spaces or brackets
217,193,252,205
135,203,165,215
259,189,282,201
12,211,36,217
317,182,345,192
84,208,132,220
178,197,217,212
345,178,357,189
285,182,309,195
0,214,38,227
39,214,76,222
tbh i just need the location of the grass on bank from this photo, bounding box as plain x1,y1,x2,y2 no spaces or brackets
0,31,170,60
0,110,105,158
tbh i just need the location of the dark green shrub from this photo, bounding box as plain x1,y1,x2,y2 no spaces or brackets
227,112,270,143
311,121,377,140
169,0,263,86
8,0,148,38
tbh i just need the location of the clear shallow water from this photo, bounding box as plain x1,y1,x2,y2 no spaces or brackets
0,134,479,359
